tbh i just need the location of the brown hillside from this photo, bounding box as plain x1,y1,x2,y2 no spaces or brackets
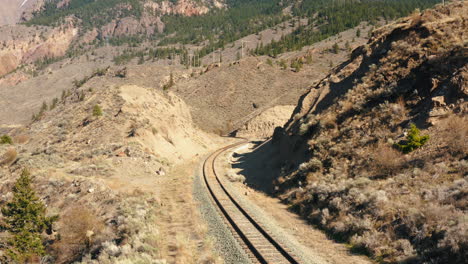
0,70,220,262
269,2,467,263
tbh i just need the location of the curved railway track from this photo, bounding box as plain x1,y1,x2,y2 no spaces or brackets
203,140,301,264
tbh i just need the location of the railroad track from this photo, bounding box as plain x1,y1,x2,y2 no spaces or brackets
203,140,301,264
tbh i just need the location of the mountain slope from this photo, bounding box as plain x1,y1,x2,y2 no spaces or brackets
267,2,467,263
0,70,220,262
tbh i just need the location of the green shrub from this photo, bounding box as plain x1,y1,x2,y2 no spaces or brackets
0,135,13,144
332,43,340,54
163,72,174,90
1,169,58,262
93,105,103,117
395,124,429,153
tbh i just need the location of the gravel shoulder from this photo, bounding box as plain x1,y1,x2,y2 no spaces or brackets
193,145,251,264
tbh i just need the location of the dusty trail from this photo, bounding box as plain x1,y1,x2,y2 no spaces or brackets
155,158,223,264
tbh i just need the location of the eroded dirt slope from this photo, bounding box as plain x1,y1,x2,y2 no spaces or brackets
0,73,222,262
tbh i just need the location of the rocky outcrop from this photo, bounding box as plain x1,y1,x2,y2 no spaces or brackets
99,15,164,39
0,22,77,77
237,105,296,138
144,0,225,16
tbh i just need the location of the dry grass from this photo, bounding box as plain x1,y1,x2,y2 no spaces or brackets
154,161,222,264
0,148,17,166
51,206,106,264
438,115,468,155
392,96,408,118
321,113,337,129
13,134,29,144
370,143,403,177
274,3,468,262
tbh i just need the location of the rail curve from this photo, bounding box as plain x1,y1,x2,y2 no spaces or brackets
202,140,301,264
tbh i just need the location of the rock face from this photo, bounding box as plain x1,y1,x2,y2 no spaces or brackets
147,0,226,16
268,2,467,264
0,21,78,77
99,15,165,38
0,0,225,76
236,105,296,138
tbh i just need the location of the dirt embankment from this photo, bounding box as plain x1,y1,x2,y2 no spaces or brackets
263,2,467,263
236,105,295,138
0,22,77,77
0,71,222,262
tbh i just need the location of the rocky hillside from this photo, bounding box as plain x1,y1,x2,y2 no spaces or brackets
0,67,219,262
270,2,467,263
0,0,225,77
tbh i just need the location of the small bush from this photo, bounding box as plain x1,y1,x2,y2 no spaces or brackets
50,98,59,110
0,148,17,166
332,43,340,54
395,124,429,153
93,105,103,117
51,206,105,263
371,143,403,176
13,135,29,144
438,115,467,155
0,135,13,144
163,72,174,90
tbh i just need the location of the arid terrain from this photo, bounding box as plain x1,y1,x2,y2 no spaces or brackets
1,0,465,264
238,2,467,264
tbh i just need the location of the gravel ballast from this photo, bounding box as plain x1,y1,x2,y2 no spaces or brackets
193,154,251,264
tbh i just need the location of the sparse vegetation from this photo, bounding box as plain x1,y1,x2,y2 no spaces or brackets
50,97,59,110
73,67,108,88
332,43,340,54
290,59,303,72
370,143,403,176
13,135,29,144
273,3,467,263
93,104,103,117
163,72,175,90
50,206,105,263
278,59,287,70
438,115,468,155
0,135,13,145
0,148,17,166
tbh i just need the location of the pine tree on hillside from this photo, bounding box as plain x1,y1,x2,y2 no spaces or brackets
1,169,57,263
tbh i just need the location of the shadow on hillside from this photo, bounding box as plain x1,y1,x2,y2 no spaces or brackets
231,140,283,195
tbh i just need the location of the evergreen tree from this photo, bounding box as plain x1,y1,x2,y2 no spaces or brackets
1,169,57,263
332,43,340,54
